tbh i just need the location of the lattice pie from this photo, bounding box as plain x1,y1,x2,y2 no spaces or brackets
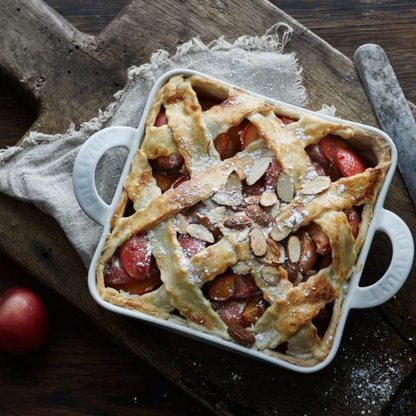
96,74,390,366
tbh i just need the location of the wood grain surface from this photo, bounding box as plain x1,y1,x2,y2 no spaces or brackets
0,252,207,416
0,1,415,415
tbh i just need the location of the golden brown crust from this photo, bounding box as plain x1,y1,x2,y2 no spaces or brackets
95,74,391,367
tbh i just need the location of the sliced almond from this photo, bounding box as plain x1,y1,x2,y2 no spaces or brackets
212,171,243,206
201,199,218,210
212,189,243,206
270,223,292,242
267,238,286,264
194,213,221,239
187,205,221,237
246,157,272,186
260,192,278,207
287,235,301,263
206,206,226,225
300,176,331,195
250,227,267,257
194,213,214,229
269,200,280,218
174,213,188,234
225,171,242,192
227,325,255,347
277,173,294,203
223,214,252,230
186,223,215,243
246,205,275,227
262,250,282,267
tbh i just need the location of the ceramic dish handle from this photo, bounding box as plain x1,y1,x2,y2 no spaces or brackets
73,126,137,226
351,209,414,309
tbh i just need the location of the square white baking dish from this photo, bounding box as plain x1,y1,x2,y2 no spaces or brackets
73,69,414,373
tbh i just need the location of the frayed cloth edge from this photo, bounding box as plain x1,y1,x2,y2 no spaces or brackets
0,23,300,165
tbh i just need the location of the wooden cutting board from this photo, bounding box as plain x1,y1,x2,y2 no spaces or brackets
1,1,415,415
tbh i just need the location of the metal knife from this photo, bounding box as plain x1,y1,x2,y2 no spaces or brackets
355,44,416,207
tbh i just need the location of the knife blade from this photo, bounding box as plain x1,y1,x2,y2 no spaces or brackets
354,43,416,207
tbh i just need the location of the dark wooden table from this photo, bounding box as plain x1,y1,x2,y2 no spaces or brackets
1,1,415,415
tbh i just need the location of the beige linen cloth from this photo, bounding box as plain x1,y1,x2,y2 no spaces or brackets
0,24,308,265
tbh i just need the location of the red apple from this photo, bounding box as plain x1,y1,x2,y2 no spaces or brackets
0,287,49,355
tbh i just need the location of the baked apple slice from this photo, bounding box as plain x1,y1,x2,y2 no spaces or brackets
109,273,162,295
178,235,207,259
334,148,366,177
222,123,243,158
209,274,236,301
264,157,283,191
319,135,346,163
154,172,174,192
154,107,168,127
306,143,331,170
214,132,230,159
171,174,190,189
344,207,361,238
104,252,136,286
234,275,260,299
152,153,184,171
281,116,297,125
212,299,246,327
319,135,366,177
312,162,327,177
240,122,259,149
307,222,331,257
119,233,152,279
209,274,260,301
242,296,267,327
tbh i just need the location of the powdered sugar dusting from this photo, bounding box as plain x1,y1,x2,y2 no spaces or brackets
321,318,414,414
302,166,319,182
331,350,406,413
285,209,308,229
295,127,309,143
